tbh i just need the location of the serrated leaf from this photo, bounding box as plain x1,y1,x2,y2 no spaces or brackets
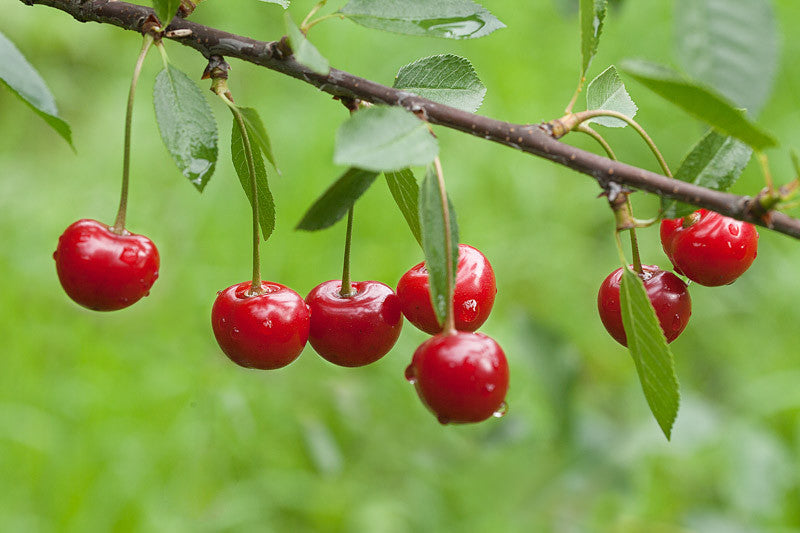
619,267,680,440
675,0,777,117
296,168,379,231
153,0,181,26
580,0,607,77
662,130,752,219
385,168,422,245
419,165,459,325
586,65,637,128
153,64,218,191
238,107,278,173
339,0,505,40
285,13,330,75
0,31,72,148
258,0,289,8
231,117,275,241
334,106,438,172
620,60,777,150
393,54,486,113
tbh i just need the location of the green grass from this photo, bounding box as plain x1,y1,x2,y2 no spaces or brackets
2,1,800,531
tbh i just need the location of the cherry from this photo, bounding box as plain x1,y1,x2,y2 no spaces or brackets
53,219,159,311
660,209,759,286
597,265,692,347
397,244,496,335
305,280,403,367
405,331,509,424
211,281,310,370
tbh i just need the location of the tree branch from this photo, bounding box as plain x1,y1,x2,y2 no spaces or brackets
19,0,800,239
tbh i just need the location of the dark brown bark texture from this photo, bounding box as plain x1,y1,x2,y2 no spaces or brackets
18,0,800,239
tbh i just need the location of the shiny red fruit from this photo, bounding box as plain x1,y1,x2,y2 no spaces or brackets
396,244,496,334
53,218,159,311
211,281,310,370
406,331,509,424
660,209,759,286
597,265,692,347
306,280,403,367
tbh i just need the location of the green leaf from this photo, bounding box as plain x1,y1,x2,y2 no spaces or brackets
393,54,486,113
586,65,637,128
296,168,379,231
285,13,330,75
674,0,777,117
153,0,182,26
620,60,777,150
580,0,607,77
335,106,438,172
258,0,289,8
339,0,505,40
153,64,218,191
231,117,275,241
419,165,459,325
0,31,72,148
662,130,752,219
238,107,279,173
619,267,680,440
385,168,422,245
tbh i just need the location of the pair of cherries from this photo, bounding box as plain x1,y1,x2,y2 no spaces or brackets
598,209,759,346
211,244,509,425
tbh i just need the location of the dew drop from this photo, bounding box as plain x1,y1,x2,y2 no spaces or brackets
484,383,496,393
404,364,417,384
232,327,240,337
52,251,57,260
217,290,223,295
728,223,740,236
671,313,683,331
492,401,508,418
263,319,273,329
220,317,227,324
437,414,451,425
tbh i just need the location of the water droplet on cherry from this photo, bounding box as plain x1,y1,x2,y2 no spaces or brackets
437,414,451,425
459,299,479,323
263,319,272,328
492,401,508,418
119,247,141,265
728,223,740,236
404,364,417,384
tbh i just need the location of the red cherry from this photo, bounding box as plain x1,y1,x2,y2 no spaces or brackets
396,244,496,335
53,219,159,311
597,265,691,347
660,209,759,286
211,281,310,370
405,331,509,424
305,280,403,367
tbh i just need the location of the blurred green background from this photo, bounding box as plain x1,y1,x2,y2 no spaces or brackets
2,1,800,531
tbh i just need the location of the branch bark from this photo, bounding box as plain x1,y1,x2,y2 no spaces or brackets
18,0,800,239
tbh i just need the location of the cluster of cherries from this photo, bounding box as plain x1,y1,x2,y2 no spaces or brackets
597,209,760,346
53,224,508,424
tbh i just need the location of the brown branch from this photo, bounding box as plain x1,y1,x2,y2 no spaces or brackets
18,0,800,239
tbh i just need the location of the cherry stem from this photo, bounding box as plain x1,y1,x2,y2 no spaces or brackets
571,110,673,178
578,125,644,275
112,33,154,234
218,90,264,295
433,156,457,335
339,207,355,298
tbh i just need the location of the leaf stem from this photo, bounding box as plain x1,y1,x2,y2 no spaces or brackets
218,90,264,295
758,151,774,192
300,0,328,32
433,156,456,334
339,207,355,298
113,33,154,234
576,123,617,160
564,75,585,115
571,109,673,178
